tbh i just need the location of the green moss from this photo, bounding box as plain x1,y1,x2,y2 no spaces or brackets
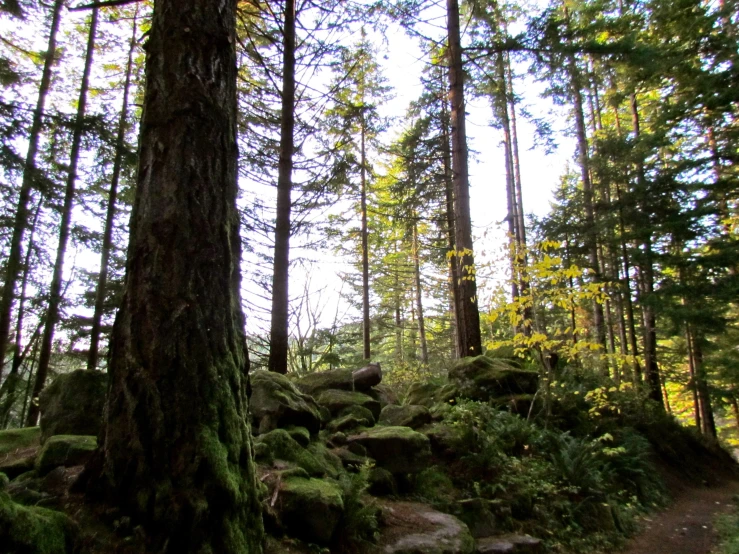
278,476,344,544
414,466,457,503
285,426,310,447
359,425,423,441
257,429,335,477
295,369,353,396
35,435,96,474
0,472,8,490
0,427,41,456
0,490,76,553
317,389,381,420
306,443,343,479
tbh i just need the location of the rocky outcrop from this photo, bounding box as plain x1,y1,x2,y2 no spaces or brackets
448,356,538,402
476,534,543,553
347,426,431,474
39,370,107,444
377,500,475,554
35,435,96,475
379,405,431,429
273,476,344,544
250,370,323,435
316,389,382,421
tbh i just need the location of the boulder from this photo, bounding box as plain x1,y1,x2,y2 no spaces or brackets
377,500,474,554
0,455,36,479
352,362,382,390
284,426,310,448
35,435,97,475
419,424,466,458
327,404,376,433
476,535,542,553
379,405,431,429
317,389,381,421
250,370,322,435
0,426,41,457
255,429,337,478
454,498,497,539
367,383,400,407
368,467,397,496
347,426,431,474
39,370,107,443
406,382,458,408
448,356,538,402
294,368,353,397
0,489,77,554
275,476,344,544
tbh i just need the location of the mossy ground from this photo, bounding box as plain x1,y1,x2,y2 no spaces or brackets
0,490,76,554
0,426,41,457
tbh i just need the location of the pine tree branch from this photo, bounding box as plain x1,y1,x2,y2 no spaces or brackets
69,0,141,12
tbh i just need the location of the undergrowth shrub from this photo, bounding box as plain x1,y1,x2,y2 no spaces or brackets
441,398,668,552
333,464,378,553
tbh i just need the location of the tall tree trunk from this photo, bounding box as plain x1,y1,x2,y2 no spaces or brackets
0,199,42,425
630,93,662,407
447,0,482,357
686,327,702,430
360,113,371,361
692,333,717,439
440,86,460,358
268,0,296,374
412,220,429,366
567,54,606,357
84,0,263,550
27,8,99,426
0,0,63,382
88,10,138,371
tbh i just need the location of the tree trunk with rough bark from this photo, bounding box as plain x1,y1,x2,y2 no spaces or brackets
447,0,482,357
360,113,371,360
268,0,296,374
412,220,429,366
84,0,263,551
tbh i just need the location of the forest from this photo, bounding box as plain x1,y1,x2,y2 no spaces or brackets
0,0,738,552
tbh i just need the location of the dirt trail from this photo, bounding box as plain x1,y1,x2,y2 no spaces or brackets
621,479,739,554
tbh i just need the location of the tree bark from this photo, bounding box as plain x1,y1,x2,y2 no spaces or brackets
84,0,263,550
267,0,296,374
567,54,606,356
0,0,63,383
630,93,662,407
412,220,429,366
360,111,371,360
447,0,482,357
88,9,138,371
27,7,99,425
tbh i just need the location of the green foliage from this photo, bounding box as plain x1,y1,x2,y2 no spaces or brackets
333,463,379,552
438,395,668,552
715,500,739,554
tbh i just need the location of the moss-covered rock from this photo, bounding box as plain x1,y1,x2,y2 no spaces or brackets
406,382,458,408
367,383,400,407
368,467,396,496
453,498,497,539
285,426,310,447
39,370,107,444
317,389,381,421
305,443,343,479
0,455,36,480
250,370,323,435
448,355,538,401
347,426,431,474
0,472,8,490
379,404,431,429
35,435,96,475
327,414,370,434
276,476,344,544
327,405,375,433
295,368,354,397
0,490,76,553
419,424,467,458
0,427,41,457
256,429,338,478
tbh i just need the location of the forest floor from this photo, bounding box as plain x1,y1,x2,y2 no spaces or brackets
621,471,739,554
